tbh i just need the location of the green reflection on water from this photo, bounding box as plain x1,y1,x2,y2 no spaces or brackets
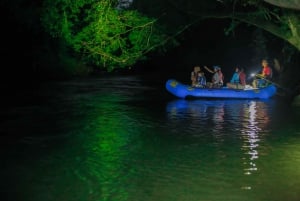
80,94,143,201
13,93,300,201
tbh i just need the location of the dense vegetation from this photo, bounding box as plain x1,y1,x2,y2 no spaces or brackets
1,0,300,98
41,0,176,72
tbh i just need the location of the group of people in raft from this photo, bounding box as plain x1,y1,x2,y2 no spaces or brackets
190,59,272,89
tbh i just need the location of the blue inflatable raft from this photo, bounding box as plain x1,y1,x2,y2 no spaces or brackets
166,79,277,99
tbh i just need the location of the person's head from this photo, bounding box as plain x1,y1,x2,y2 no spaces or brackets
262,59,268,67
194,66,201,72
214,66,221,72
235,67,239,72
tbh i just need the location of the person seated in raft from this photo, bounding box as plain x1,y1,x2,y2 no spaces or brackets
239,68,246,86
204,65,224,88
195,71,207,88
252,59,273,88
190,66,201,87
227,67,246,89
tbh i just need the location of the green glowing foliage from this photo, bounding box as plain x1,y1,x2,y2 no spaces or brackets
41,0,168,71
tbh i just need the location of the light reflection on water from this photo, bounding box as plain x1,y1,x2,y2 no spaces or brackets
241,102,261,176
1,76,300,201
165,98,299,196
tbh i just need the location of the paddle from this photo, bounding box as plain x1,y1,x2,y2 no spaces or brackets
254,74,291,93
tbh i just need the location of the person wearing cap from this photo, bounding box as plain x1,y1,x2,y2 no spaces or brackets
204,65,224,88
252,59,272,88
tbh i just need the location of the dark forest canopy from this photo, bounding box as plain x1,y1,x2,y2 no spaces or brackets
132,0,300,52
3,0,299,70
1,0,300,94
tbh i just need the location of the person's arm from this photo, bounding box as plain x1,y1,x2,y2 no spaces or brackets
204,66,214,73
220,72,224,84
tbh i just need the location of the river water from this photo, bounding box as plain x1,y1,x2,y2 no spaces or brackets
1,75,300,201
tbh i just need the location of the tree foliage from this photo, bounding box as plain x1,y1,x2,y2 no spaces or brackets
144,0,300,52
210,0,300,51
40,0,300,72
41,0,171,71
264,0,300,10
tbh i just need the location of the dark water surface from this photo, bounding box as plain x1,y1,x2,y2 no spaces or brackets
1,75,300,201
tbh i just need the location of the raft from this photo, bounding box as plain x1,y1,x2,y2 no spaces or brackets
165,79,277,99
